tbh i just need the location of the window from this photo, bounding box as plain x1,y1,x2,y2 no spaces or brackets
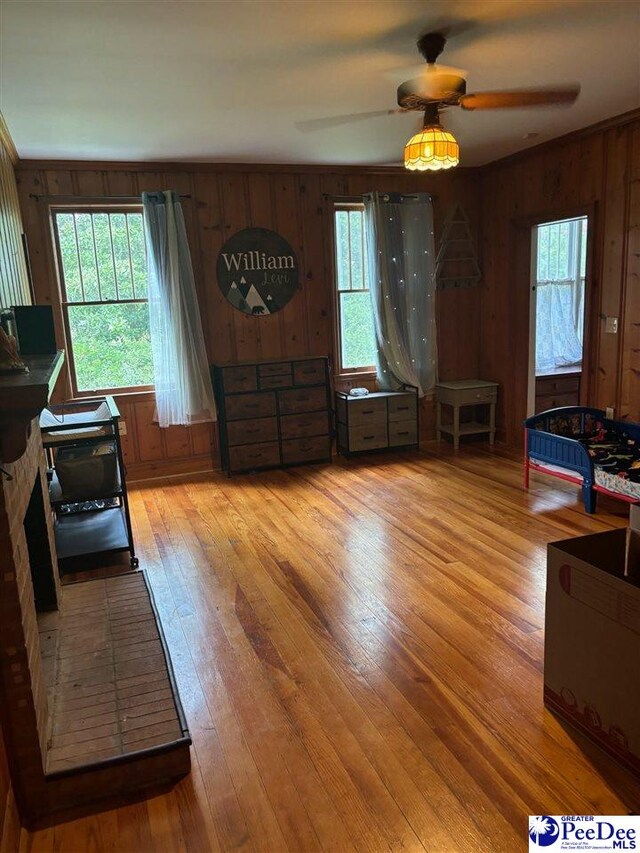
535,216,587,375
52,208,153,394
333,204,377,373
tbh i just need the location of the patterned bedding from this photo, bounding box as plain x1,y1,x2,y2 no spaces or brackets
535,413,640,499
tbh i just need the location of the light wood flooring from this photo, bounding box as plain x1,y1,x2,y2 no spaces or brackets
20,443,640,853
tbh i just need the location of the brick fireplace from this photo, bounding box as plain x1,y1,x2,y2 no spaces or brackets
0,418,60,797
0,352,191,829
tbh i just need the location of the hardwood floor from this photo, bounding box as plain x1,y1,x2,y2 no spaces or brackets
19,443,640,853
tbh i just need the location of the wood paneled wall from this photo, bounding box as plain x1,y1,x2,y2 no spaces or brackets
0,120,24,853
0,128,31,311
480,111,640,444
16,163,481,472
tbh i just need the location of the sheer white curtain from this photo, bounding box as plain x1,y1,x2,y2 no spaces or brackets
363,192,437,396
142,191,216,427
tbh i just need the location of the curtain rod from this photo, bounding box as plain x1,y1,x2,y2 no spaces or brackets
28,193,191,202
326,192,437,202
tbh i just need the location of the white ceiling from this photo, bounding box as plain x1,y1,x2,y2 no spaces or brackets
1,0,639,167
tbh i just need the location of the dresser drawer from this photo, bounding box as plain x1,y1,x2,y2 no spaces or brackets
342,397,387,426
339,422,388,452
226,417,278,446
281,435,330,465
222,366,258,393
389,420,418,447
259,361,291,378
293,359,326,386
229,442,280,471
388,395,417,422
279,387,327,415
536,375,580,396
535,391,580,412
225,392,276,420
438,386,497,406
280,411,328,439
259,372,292,389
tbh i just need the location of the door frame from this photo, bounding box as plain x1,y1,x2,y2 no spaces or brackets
511,202,597,427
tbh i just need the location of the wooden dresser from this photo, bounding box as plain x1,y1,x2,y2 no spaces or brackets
335,386,419,456
212,357,332,474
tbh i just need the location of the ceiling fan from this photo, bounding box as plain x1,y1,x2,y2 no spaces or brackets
296,32,580,171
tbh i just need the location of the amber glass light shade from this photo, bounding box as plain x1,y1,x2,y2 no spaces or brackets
404,124,459,171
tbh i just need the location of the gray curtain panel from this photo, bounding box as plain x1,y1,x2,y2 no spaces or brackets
364,191,437,396
142,190,216,427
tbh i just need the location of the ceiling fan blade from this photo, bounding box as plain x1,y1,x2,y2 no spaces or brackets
460,87,580,111
295,109,406,133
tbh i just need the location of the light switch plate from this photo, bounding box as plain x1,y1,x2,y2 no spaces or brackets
606,407,614,419
605,316,618,334
118,421,127,435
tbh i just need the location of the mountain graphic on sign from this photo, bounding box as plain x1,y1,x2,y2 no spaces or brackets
245,285,269,314
226,283,249,312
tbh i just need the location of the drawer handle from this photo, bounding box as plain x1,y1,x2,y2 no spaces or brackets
396,406,409,411
245,403,260,409
298,421,311,427
363,435,375,440
362,410,374,415
246,428,260,434
300,444,312,451
301,369,317,375
396,431,409,436
248,452,264,459
297,396,310,402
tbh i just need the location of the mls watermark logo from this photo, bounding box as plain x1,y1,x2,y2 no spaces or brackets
529,815,639,851
529,816,560,847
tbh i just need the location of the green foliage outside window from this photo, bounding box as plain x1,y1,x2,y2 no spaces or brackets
55,211,153,392
335,207,377,370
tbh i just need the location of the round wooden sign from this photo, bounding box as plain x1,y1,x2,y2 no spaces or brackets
217,228,299,316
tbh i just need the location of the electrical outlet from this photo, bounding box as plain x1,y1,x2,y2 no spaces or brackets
118,421,127,436
606,407,614,420
605,316,618,334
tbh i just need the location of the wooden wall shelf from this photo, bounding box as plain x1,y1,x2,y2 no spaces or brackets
0,351,64,462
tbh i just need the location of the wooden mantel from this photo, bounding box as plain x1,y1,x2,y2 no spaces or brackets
0,351,64,463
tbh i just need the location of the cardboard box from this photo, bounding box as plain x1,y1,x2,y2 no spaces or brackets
545,527,640,778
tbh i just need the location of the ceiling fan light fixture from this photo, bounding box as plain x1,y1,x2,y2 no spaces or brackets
404,124,459,171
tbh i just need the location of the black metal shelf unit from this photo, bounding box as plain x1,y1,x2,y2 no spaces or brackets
40,395,138,572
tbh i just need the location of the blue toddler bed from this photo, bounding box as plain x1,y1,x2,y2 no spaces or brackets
523,406,640,513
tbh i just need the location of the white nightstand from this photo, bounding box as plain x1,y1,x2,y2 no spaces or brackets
435,380,498,450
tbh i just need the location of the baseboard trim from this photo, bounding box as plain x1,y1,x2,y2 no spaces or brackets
126,454,218,483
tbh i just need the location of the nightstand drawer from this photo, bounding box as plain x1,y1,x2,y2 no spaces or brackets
438,386,497,406
229,442,280,470
222,366,258,393
389,420,418,446
388,395,417,422
225,392,276,420
293,359,326,386
339,422,388,452
226,417,278,446
280,411,328,439
281,435,330,465
279,387,327,415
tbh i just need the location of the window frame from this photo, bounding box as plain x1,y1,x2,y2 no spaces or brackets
50,203,154,398
331,201,377,378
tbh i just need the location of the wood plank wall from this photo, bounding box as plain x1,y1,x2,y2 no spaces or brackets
0,125,25,853
16,163,481,474
480,111,640,444
0,133,31,310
